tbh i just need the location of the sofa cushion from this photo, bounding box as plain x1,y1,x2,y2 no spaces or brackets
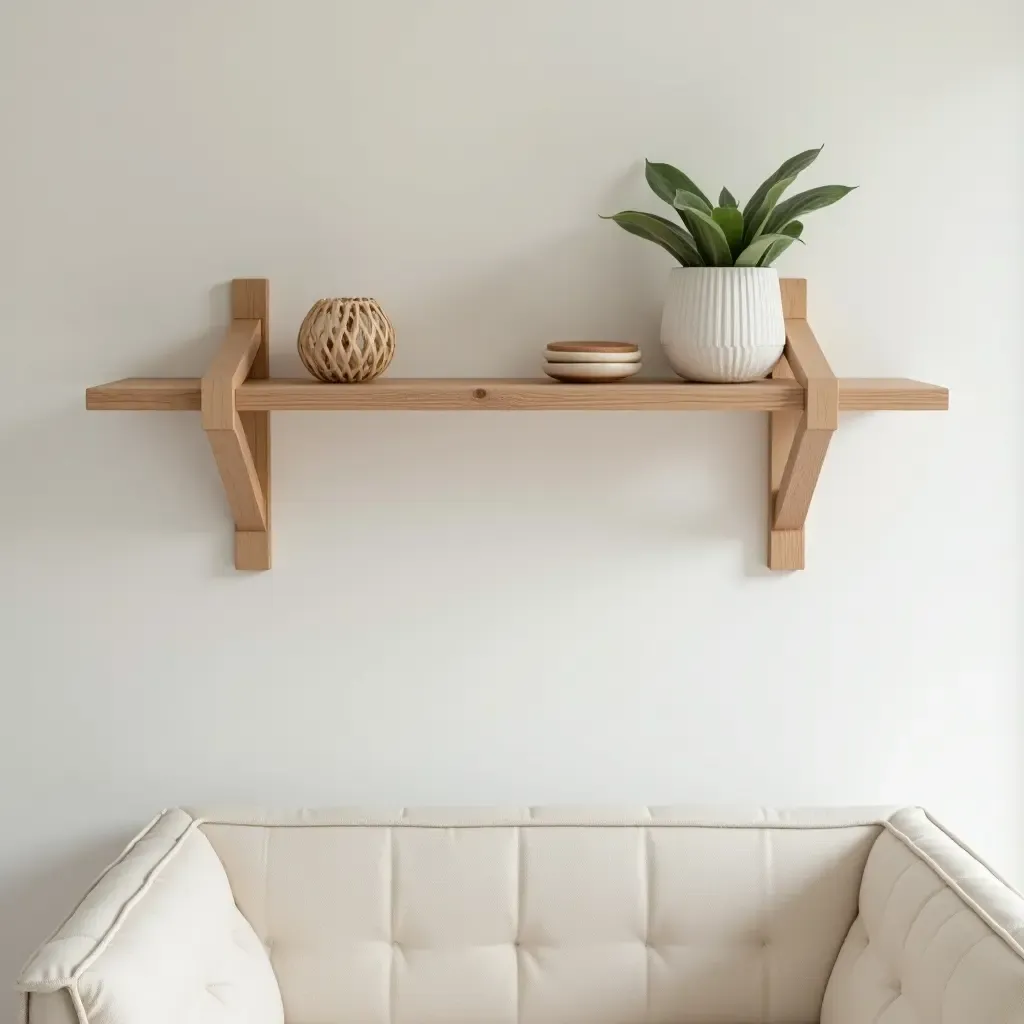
197,805,889,1024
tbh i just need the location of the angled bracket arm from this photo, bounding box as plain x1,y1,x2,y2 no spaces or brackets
201,279,271,570
768,280,839,570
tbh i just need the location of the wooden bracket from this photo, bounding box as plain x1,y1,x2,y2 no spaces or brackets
201,279,271,570
768,279,839,570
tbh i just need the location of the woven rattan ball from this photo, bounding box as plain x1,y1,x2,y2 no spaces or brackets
297,298,395,383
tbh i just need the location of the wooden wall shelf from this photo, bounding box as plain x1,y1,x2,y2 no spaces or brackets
87,375,947,414
86,278,947,571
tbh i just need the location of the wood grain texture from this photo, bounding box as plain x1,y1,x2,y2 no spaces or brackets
773,418,833,531
785,319,838,431
205,420,267,532
235,528,270,571
547,341,639,353
86,378,202,410
779,278,807,319
200,320,261,430
768,355,804,570
233,279,271,570
838,379,949,410
769,526,804,571
234,412,271,564
231,279,270,340
85,376,950,413
771,306,839,542
234,378,806,411
201,282,270,553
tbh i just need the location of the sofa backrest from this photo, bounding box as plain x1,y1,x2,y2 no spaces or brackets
197,806,888,1024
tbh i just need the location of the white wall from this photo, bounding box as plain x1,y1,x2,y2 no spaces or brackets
2,0,1021,1008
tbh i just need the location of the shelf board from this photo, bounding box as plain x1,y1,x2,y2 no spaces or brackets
835,378,949,411
86,376,949,413
88,378,203,411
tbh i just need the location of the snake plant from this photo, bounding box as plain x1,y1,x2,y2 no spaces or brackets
604,147,855,268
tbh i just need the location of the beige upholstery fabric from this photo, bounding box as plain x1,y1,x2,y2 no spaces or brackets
197,807,884,1024
23,992,78,1024
19,806,1024,1024
822,808,1024,1023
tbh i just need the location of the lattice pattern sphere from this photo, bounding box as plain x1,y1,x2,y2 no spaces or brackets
297,298,395,383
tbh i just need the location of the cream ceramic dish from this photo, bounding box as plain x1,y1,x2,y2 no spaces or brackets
543,361,642,382
544,348,642,364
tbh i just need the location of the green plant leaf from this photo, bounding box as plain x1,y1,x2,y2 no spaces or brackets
741,146,823,228
743,176,796,245
756,220,805,265
673,190,716,217
719,187,738,208
673,191,733,265
671,188,714,219
756,237,798,267
765,185,857,234
683,213,733,266
602,211,704,266
645,160,712,212
736,233,802,268
712,206,744,258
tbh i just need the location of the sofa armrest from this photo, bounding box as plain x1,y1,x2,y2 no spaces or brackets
823,807,1024,1023
18,810,283,1024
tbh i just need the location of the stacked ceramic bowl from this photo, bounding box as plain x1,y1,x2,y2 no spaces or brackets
543,342,642,382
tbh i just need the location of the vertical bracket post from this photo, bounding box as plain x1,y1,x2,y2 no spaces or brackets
768,279,839,570
201,279,271,570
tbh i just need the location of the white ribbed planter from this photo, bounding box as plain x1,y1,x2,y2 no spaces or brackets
660,267,786,382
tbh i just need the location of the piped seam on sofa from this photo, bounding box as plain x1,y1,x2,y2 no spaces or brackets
923,808,1023,898
69,981,88,1024
70,819,204,983
190,815,897,830
880,817,1024,965
17,811,201,993
17,810,182,994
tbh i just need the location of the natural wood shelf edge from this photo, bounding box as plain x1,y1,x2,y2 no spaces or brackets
84,277,948,572
86,375,949,413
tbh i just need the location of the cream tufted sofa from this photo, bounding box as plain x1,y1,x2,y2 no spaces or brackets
17,806,1024,1023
